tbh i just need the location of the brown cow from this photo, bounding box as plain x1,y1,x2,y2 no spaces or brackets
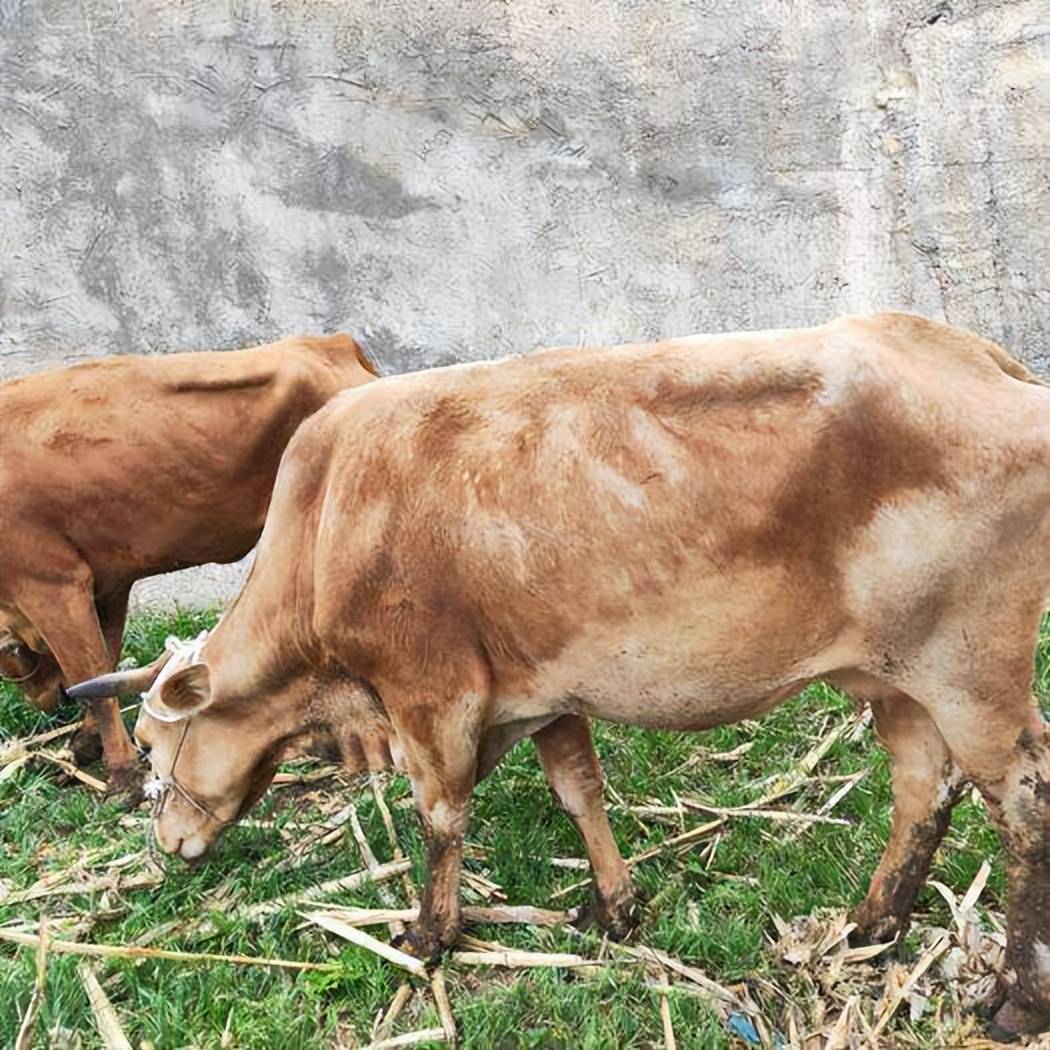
1,334,376,792
71,314,1050,1038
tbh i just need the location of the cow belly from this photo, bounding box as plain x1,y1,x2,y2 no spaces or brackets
515,607,853,733
570,667,812,731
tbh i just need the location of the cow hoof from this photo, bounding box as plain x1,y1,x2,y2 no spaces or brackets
847,911,906,950
574,884,638,941
593,885,638,941
70,728,104,767
986,999,1050,1043
391,925,449,965
104,765,144,807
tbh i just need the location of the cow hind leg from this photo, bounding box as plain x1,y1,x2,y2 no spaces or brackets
848,690,965,947
70,587,131,770
532,715,636,939
904,663,1050,1039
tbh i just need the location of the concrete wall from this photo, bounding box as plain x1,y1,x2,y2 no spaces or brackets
2,0,1048,607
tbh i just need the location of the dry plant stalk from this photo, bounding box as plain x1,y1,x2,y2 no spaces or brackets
3,869,163,906
0,751,30,785
13,703,135,751
361,1029,446,1050
430,969,457,1046
551,818,724,899
14,916,48,1050
302,912,428,976
33,751,108,793
317,904,571,929
460,903,574,928
271,764,342,786
150,858,414,945
460,869,505,902
251,859,411,917
0,927,339,972
618,943,742,1008
450,948,601,969
656,971,677,1050
371,774,419,907
78,963,133,1050
372,982,414,1043
872,931,952,1036
678,801,850,826
782,766,869,844
348,804,405,938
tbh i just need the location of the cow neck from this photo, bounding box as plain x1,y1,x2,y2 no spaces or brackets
200,589,317,709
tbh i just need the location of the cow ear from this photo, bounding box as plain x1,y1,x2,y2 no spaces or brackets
157,664,212,717
353,338,380,377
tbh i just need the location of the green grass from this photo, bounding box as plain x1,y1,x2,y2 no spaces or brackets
1,612,1047,1049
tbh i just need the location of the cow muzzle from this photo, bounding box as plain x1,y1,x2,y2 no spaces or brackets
0,638,40,683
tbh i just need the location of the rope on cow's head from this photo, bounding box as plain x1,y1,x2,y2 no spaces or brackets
140,630,227,827
139,632,208,723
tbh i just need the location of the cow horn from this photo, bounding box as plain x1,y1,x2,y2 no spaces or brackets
65,649,174,701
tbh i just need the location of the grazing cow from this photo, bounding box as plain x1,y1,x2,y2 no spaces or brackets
1,334,376,792
71,314,1050,1038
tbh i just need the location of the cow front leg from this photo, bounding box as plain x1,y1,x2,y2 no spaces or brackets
850,693,964,946
391,699,481,963
397,770,473,962
16,575,139,797
533,715,636,938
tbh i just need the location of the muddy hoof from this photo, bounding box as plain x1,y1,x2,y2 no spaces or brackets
391,925,450,965
575,885,638,941
70,728,104,767
104,765,144,807
986,999,1050,1043
847,911,906,950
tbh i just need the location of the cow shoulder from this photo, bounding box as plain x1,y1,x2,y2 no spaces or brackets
849,312,1040,386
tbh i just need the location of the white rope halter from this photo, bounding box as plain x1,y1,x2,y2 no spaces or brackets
140,631,225,825
140,632,208,724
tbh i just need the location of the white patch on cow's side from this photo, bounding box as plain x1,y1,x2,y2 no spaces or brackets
543,403,585,454
474,513,528,577
841,493,956,617
626,406,686,485
814,346,856,407
588,460,647,509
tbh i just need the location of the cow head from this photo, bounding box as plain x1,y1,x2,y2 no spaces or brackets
70,632,291,861
0,630,63,711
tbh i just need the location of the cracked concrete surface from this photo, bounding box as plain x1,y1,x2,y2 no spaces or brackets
1,0,1047,608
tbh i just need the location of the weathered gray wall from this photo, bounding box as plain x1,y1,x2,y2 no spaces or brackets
2,0,1048,607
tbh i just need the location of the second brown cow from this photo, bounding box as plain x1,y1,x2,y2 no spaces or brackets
1,333,375,791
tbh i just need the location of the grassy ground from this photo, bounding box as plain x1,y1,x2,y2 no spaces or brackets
1,611,1047,1049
